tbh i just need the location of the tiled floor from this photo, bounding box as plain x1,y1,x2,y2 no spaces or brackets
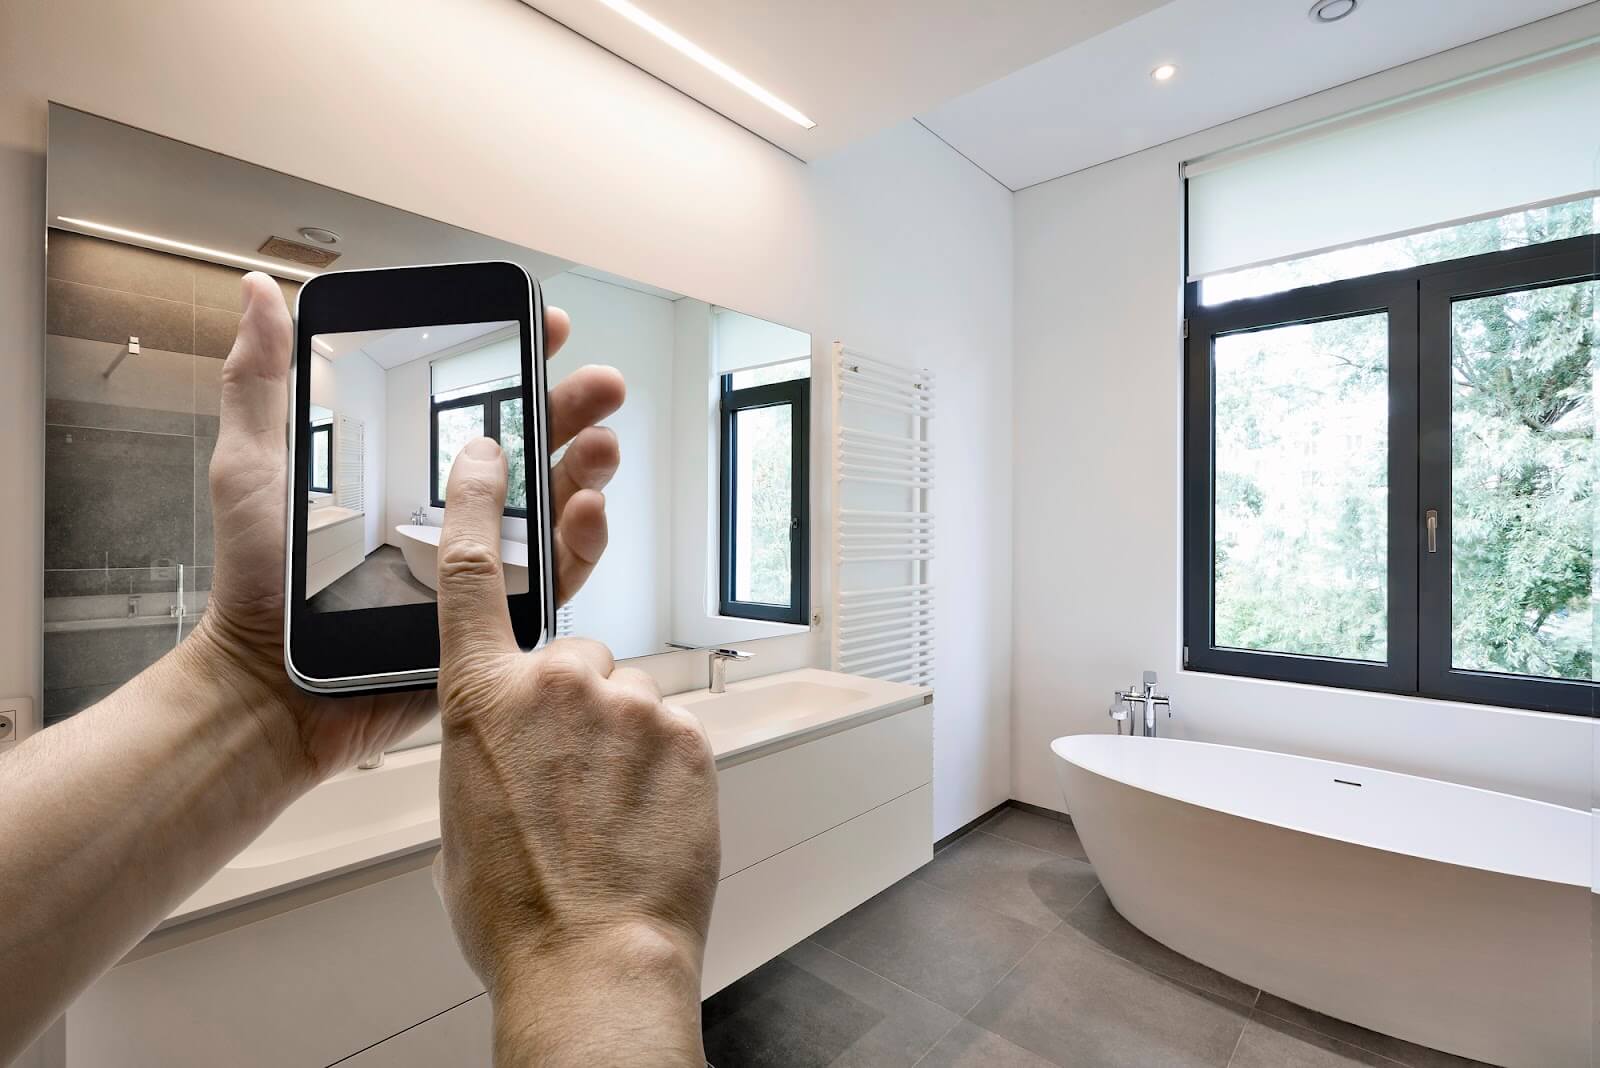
308,546,437,613
702,805,1490,1068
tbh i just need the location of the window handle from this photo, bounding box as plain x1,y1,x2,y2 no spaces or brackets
1426,509,1438,554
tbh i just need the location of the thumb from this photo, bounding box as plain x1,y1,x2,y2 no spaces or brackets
437,437,518,669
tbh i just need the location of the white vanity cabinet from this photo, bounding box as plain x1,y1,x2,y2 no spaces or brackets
65,676,932,1067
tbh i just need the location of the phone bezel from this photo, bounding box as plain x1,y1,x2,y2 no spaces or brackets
284,261,554,695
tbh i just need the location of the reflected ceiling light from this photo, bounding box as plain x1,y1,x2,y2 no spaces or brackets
297,226,341,245
589,0,816,128
421,332,431,340
55,216,318,280
1151,63,1178,82
1309,0,1358,22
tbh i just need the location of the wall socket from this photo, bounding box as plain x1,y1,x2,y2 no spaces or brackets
0,697,31,743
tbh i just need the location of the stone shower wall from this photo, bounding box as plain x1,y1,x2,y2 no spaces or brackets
41,229,298,722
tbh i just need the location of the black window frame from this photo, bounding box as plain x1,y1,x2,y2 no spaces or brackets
429,384,526,518
308,422,333,495
718,373,809,625
1184,234,1599,717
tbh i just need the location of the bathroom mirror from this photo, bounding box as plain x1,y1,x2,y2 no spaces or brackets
41,104,811,725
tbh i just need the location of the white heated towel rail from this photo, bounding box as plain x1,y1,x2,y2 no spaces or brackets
831,342,934,687
335,415,364,513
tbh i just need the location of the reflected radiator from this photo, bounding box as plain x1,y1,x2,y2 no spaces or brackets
335,415,364,514
831,343,934,687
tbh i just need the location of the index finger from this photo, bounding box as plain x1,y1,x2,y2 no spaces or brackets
436,437,517,666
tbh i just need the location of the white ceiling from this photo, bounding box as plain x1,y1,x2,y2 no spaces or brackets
519,0,1171,160
919,0,1596,191
315,321,516,370
48,106,573,283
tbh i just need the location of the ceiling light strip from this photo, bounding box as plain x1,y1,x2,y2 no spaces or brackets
54,216,319,280
589,0,816,129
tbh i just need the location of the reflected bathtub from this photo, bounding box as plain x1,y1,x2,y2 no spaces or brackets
392,524,528,595
1052,734,1589,1067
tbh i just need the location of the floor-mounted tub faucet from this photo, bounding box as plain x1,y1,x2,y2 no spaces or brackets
1110,671,1173,737
709,648,752,694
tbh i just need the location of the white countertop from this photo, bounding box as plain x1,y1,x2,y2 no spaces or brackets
164,668,930,927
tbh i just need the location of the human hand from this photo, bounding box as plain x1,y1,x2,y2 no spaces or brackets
182,272,625,785
431,437,720,1067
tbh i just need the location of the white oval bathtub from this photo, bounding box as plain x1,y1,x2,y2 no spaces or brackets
1053,734,1589,1068
392,524,529,595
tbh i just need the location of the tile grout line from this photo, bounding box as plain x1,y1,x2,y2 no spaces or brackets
1248,1005,1422,1068
1222,1012,1249,1068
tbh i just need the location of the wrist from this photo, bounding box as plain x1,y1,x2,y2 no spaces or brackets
490,921,706,1067
162,618,319,797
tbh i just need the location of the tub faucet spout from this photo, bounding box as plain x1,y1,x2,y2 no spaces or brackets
1111,671,1173,737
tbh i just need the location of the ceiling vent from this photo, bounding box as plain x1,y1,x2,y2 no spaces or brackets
257,235,341,268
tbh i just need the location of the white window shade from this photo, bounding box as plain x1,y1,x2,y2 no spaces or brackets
430,331,520,396
714,306,810,374
1186,45,1600,281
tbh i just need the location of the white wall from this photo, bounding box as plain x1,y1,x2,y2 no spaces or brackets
0,0,1013,836
312,351,387,554
541,270,676,659
1011,8,1600,813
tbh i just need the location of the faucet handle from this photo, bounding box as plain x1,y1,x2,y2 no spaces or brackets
713,648,753,661
1142,670,1159,688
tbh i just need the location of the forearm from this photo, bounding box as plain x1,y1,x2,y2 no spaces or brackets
490,924,706,1068
0,630,310,1061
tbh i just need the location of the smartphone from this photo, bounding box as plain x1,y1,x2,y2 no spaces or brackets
284,261,556,696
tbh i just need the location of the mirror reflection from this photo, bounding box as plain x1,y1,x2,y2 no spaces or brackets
41,105,810,725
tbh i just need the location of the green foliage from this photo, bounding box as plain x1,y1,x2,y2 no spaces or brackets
1213,200,1597,680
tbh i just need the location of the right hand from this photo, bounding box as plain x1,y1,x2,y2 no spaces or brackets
432,435,720,1067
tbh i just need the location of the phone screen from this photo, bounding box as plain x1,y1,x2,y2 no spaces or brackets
301,319,529,614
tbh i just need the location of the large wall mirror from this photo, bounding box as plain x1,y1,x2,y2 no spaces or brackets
41,104,811,726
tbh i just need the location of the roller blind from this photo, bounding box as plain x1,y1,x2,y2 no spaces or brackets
1186,43,1600,281
430,331,520,396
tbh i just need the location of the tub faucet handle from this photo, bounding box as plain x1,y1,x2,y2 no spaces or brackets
1142,670,1159,688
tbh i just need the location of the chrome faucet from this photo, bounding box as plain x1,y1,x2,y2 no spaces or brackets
411,507,429,526
1110,671,1173,737
709,648,752,694
357,751,385,770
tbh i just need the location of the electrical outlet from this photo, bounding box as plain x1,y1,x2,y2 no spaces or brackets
0,697,32,743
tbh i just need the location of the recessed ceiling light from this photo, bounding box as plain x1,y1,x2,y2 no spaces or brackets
1151,63,1178,82
1309,0,1358,23
55,216,317,279
421,333,431,340
297,226,341,245
588,0,816,129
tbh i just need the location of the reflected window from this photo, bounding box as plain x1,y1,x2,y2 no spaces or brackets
309,423,332,495
719,369,809,624
430,377,525,517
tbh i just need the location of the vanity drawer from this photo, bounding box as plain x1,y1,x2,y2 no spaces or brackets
716,703,931,877
68,863,480,1068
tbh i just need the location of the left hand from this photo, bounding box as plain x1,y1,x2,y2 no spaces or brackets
179,272,624,786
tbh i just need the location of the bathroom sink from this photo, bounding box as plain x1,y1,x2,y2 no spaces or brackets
669,668,930,765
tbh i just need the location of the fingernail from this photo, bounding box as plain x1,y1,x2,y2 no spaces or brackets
463,437,501,461
240,277,256,315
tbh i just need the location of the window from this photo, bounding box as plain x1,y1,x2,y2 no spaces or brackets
309,423,332,494
1185,200,1599,715
719,368,808,624
430,375,526,517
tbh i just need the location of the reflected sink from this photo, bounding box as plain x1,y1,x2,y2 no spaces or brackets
669,668,930,766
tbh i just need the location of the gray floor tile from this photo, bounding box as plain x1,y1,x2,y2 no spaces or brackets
702,940,958,1068
309,546,437,613
48,229,195,303
48,278,194,354
968,927,1250,1068
813,878,1046,1014
1231,1014,1403,1068
914,1021,1059,1068
1253,994,1492,1068
981,808,1089,862
46,424,194,570
1064,885,1257,1007
914,831,1096,930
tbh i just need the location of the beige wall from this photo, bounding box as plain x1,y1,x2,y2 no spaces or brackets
0,0,1013,837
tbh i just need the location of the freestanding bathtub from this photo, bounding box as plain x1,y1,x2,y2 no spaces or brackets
1053,734,1589,1067
392,524,529,595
